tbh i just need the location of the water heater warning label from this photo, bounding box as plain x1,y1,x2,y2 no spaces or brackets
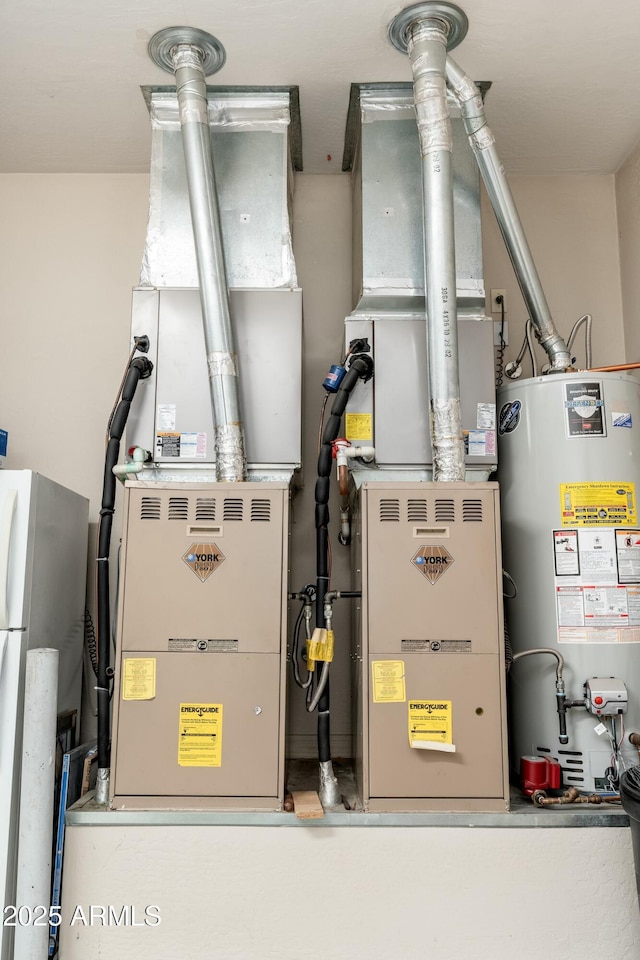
553,525,640,643
559,482,636,527
178,703,222,767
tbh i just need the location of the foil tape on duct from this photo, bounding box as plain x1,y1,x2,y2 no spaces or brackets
214,423,246,483
413,72,453,155
430,397,465,482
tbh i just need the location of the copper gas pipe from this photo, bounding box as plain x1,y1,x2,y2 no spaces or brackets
587,362,640,372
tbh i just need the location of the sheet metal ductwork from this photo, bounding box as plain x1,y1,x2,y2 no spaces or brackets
126,34,303,480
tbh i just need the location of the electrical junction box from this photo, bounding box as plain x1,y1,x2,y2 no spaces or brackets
585,678,628,716
110,481,290,811
351,481,509,812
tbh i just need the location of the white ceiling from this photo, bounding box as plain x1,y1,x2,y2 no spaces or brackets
2,0,640,176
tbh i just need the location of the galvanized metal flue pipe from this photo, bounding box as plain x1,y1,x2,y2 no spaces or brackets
150,29,247,481
403,12,465,481
445,57,572,373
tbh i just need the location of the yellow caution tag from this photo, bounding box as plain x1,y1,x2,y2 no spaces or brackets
306,628,325,669
178,703,222,767
122,658,156,701
345,413,372,442
306,629,320,671
313,629,335,663
371,660,406,703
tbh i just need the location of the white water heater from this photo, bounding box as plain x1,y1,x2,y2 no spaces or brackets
498,371,640,791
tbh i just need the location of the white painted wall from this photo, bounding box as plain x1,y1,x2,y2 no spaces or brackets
482,174,625,372
616,139,640,362
0,174,148,505
59,824,640,959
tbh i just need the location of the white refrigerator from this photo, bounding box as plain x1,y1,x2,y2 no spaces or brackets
0,471,88,960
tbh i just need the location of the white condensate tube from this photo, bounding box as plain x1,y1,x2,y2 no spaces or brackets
14,648,59,960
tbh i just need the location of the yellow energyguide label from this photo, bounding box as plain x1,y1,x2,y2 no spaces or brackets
178,703,223,767
408,700,452,745
121,658,156,701
560,481,636,527
372,660,406,703
345,413,372,441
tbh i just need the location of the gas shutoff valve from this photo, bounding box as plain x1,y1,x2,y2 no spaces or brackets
584,678,628,716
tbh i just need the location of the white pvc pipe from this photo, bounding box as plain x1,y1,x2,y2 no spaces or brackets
112,445,149,481
14,648,58,960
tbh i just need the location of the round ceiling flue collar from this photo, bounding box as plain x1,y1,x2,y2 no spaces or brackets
148,26,226,77
388,2,468,53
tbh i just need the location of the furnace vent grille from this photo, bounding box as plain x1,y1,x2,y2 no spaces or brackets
140,497,161,520
407,499,428,522
168,496,189,520
251,499,271,521
435,499,455,523
195,498,216,520
379,499,400,521
223,498,244,521
462,499,483,522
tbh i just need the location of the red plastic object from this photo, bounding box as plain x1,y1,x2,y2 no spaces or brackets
520,756,562,796
331,438,349,459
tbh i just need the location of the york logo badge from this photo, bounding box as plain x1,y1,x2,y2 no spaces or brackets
411,545,454,584
182,543,225,583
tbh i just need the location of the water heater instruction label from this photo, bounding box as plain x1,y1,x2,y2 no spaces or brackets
178,703,222,767
559,482,636,527
553,525,640,643
372,661,406,703
121,658,156,700
408,700,452,747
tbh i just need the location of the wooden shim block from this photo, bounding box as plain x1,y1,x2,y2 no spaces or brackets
291,790,324,820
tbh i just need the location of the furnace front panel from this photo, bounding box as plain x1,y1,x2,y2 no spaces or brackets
354,482,509,812
111,481,289,811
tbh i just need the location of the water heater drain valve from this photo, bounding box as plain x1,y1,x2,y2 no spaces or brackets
584,678,628,716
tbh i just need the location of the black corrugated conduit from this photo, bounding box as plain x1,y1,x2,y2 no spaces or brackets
97,352,152,783
314,353,373,764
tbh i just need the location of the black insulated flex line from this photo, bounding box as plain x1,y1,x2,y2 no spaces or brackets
97,354,153,776
314,354,373,763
